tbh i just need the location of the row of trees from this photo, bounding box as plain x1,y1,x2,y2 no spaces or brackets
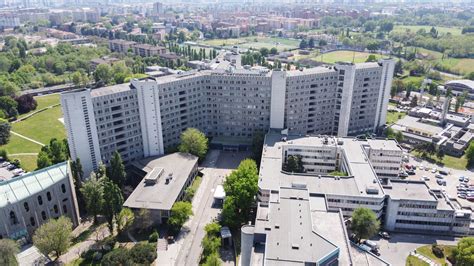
222,159,259,229
37,138,70,169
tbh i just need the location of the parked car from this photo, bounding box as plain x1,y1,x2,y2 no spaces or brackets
421,176,430,181
407,170,416,175
464,177,470,182
431,168,437,173
439,170,449,175
399,172,408,178
435,174,444,179
437,179,447,186
459,176,465,181
378,231,391,239
1,162,10,167
458,194,467,199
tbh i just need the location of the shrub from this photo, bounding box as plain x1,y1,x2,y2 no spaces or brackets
149,231,159,243
101,248,131,266
129,242,157,264
432,244,444,258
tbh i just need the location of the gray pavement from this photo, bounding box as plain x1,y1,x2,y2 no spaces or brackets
371,233,458,266
157,150,250,266
403,154,474,209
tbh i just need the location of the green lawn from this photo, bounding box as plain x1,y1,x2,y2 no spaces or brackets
201,36,300,52
394,25,463,36
386,111,406,124
311,50,383,64
9,154,37,172
12,105,66,144
19,93,61,119
406,255,429,266
411,151,467,170
405,46,474,75
416,245,455,266
0,134,42,154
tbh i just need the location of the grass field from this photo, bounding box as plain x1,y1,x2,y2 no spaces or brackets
416,245,455,266
12,105,66,144
411,150,467,170
201,36,300,51
19,94,61,119
386,111,406,124
311,50,383,64
394,25,463,36
405,46,474,74
406,255,429,266
0,94,64,171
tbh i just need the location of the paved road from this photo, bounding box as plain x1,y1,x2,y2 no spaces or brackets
157,150,249,266
175,151,249,266
372,233,459,265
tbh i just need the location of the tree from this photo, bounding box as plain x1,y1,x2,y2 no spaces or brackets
380,21,394,32
259,47,269,57
395,131,404,143
394,60,403,76
319,39,327,46
222,196,239,228
169,201,193,233
135,208,153,232
107,151,127,187
116,208,135,235
351,207,380,243
436,148,445,161
15,94,37,114
178,128,208,160
308,38,315,48
0,119,10,145
205,222,221,237
203,252,222,266
452,237,474,266
129,243,157,264
46,138,67,164
410,95,418,107
223,159,258,227
284,155,304,173
36,151,52,169
0,239,19,266
364,21,376,32
465,142,474,167
80,173,104,224
93,64,112,84
366,42,380,52
101,248,131,266
0,96,18,118
299,39,308,49
366,54,377,62
102,177,124,234
32,216,73,260
269,47,278,55
71,70,89,87
202,234,221,258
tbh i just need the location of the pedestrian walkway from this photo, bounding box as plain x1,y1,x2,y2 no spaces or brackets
11,131,44,146
410,251,441,266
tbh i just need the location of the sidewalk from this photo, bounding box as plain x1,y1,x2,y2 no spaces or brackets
410,251,441,266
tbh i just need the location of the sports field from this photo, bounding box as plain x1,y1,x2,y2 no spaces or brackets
393,25,463,36
311,50,383,64
201,36,300,51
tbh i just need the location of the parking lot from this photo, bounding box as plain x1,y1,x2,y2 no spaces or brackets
0,161,26,182
371,232,459,265
402,154,474,209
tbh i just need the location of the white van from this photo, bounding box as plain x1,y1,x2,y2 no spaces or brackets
364,240,378,250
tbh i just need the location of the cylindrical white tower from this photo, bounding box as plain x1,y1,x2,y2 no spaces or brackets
240,225,255,266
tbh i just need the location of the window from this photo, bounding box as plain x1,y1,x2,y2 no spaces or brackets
41,211,47,220
63,205,68,213
38,195,43,205
54,205,59,214
61,184,66,193
30,217,36,226
9,211,18,225
24,202,29,212
47,192,52,201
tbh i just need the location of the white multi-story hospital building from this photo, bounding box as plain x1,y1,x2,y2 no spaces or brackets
61,59,395,176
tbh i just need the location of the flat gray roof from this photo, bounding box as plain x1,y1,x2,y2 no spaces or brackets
395,116,443,135
90,83,132,97
259,133,384,198
264,187,338,265
384,180,436,201
123,152,198,211
367,139,401,151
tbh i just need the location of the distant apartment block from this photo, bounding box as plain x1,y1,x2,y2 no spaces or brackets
0,13,20,28
61,60,395,176
133,44,167,57
109,39,137,53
